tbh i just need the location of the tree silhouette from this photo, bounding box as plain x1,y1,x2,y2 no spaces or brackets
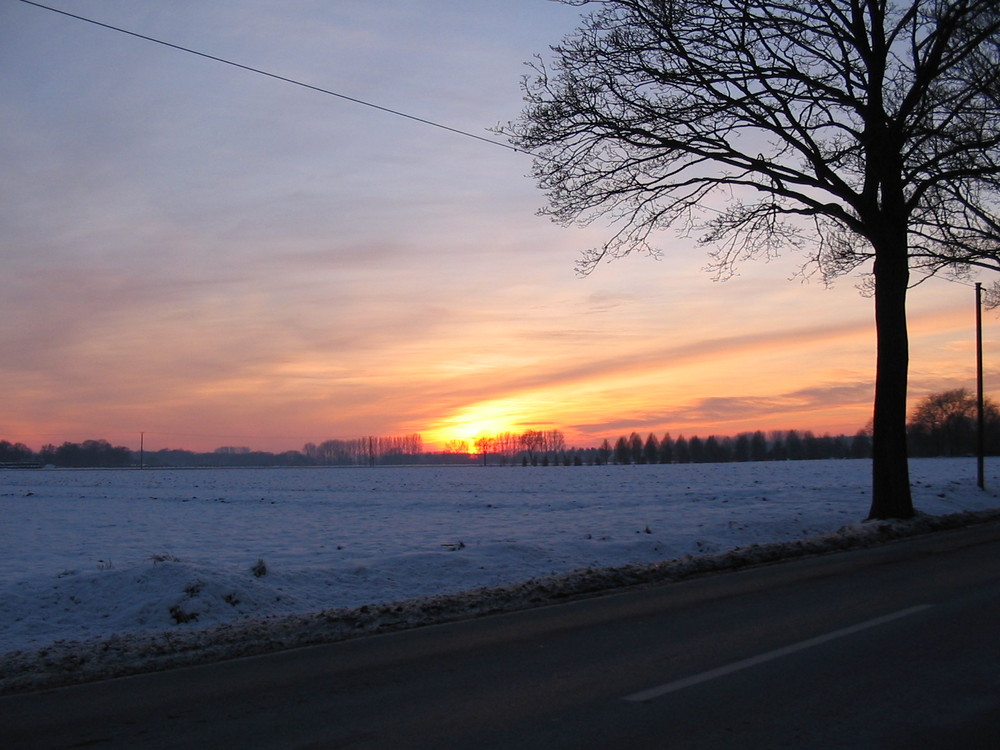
0,440,32,463
628,431,644,463
614,435,631,464
688,435,706,463
785,430,805,461
658,432,674,463
908,388,1000,455
505,0,1000,519
733,433,752,462
674,435,691,463
643,432,660,464
598,437,613,464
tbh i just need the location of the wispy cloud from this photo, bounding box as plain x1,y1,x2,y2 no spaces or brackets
0,1,991,452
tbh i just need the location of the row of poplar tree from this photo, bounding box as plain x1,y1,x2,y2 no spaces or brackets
595,430,871,466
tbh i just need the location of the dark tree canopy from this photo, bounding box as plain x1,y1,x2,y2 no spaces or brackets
908,388,1000,456
505,0,1000,518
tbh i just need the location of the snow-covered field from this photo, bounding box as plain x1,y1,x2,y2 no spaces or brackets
3,458,1000,692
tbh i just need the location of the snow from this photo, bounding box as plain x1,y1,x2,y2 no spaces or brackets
2,458,999,693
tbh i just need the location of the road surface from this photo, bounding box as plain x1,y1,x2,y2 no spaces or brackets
3,520,1000,748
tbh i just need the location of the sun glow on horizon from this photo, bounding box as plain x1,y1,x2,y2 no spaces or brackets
423,399,539,451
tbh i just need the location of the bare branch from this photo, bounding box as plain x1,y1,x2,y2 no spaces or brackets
500,0,1000,280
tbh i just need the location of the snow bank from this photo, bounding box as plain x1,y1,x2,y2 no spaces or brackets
2,459,998,694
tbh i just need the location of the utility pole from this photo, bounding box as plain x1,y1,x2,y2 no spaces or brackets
976,283,985,490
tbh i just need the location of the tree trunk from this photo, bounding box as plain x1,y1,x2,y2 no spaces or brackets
869,241,914,520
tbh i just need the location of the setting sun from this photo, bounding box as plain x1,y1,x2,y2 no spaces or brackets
424,400,537,451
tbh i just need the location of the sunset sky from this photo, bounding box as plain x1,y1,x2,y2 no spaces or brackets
2,0,996,454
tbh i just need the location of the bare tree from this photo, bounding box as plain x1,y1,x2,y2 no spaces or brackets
494,432,520,465
520,429,546,464
545,429,567,454
504,0,1000,519
598,437,613,464
474,435,495,466
443,439,470,455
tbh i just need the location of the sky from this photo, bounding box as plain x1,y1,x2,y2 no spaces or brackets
1,0,996,454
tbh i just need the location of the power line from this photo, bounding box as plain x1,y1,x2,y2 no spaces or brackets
17,0,528,156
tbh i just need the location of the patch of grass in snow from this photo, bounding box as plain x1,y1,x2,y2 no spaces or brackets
149,554,181,564
183,582,204,597
168,605,198,624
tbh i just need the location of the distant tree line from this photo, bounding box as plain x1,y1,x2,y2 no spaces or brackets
907,389,1000,458
0,440,36,466
0,430,878,469
302,435,424,466
470,430,568,466
2,391,994,468
40,439,133,467
591,429,873,465
151,434,431,468
0,439,134,468
463,427,867,466
0,434,442,469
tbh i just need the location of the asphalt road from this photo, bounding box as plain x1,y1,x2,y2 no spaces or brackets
3,521,1000,749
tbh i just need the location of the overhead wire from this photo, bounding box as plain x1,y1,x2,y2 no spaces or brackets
16,0,530,157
